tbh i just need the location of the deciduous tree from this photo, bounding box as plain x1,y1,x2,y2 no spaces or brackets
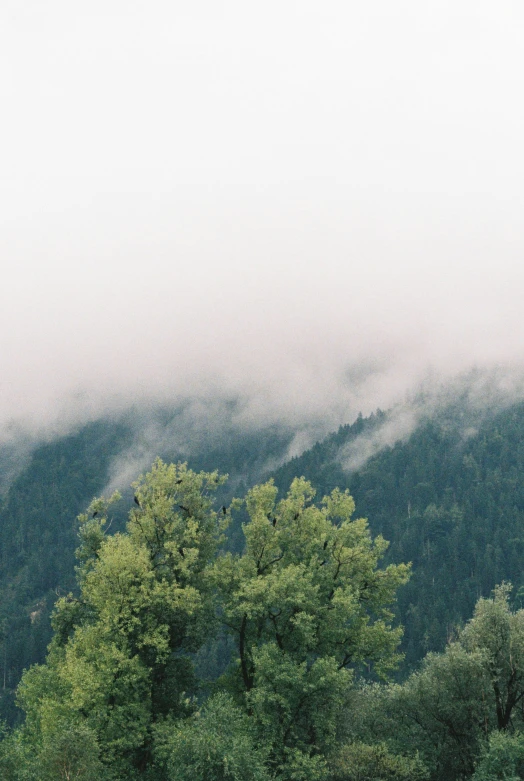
215,477,410,778
18,460,228,779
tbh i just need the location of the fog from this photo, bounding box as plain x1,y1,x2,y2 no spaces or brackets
1,1,524,445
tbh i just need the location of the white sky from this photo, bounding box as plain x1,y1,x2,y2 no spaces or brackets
1,1,524,436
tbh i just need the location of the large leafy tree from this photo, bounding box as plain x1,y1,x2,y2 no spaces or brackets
348,585,524,781
460,584,524,732
387,645,491,780
17,459,228,780
215,477,410,779
8,465,411,781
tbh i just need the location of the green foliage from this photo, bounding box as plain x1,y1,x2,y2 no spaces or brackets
0,722,30,781
344,585,524,781
472,731,524,781
35,718,108,781
8,400,524,778
0,421,131,725
0,416,295,725
6,463,411,781
8,397,524,723
154,692,271,781
0,714,107,780
215,477,410,777
460,584,524,731
329,741,428,781
272,402,524,668
16,460,228,778
387,645,491,780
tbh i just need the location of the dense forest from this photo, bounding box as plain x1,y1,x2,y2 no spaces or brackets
273,401,524,665
2,398,524,778
0,415,295,723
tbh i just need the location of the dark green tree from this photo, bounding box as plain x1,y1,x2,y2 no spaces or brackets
472,731,524,781
460,584,524,732
349,585,524,781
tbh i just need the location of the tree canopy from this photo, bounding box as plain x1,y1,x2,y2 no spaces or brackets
4,456,524,781
216,477,410,777
1,459,410,781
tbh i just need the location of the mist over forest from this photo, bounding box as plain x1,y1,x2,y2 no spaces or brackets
1,2,524,446
2,1,524,778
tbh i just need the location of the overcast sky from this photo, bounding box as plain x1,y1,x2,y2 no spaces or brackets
1,1,524,438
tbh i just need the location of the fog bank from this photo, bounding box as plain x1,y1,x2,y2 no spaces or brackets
1,1,523,442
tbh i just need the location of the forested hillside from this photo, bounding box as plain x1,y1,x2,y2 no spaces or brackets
0,421,130,723
2,458,524,781
0,416,295,723
2,397,524,742
273,402,524,666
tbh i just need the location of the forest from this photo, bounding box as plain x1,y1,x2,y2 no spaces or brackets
2,399,524,778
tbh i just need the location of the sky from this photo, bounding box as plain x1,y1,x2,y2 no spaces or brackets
1,1,524,441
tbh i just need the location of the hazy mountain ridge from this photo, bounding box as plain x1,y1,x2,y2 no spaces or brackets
271,400,524,666
2,396,524,723
0,412,297,722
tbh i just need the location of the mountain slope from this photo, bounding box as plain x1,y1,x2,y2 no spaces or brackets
271,402,524,666
3,398,524,722
0,415,295,723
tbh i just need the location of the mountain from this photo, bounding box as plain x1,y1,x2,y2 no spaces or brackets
2,396,524,722
271,401,524,667
0,413,295,723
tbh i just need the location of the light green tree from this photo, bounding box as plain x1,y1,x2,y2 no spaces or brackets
154,692,271,781
17,460,229,780
11,466,411,781
215,477,410,779
329,741,428,781
35,719,108,781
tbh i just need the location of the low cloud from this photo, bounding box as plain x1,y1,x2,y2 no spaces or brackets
339,408,419,473
337,366,524,474
1,2,524,454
